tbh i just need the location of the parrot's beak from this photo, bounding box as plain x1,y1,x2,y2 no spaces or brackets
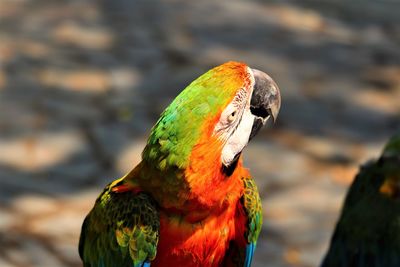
249,69,281,141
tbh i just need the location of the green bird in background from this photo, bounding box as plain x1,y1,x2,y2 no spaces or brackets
321,133,400,267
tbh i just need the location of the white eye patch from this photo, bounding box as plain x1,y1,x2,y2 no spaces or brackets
213,86,256,167
221,107,254,166
214,103,241,132
214,87,250,132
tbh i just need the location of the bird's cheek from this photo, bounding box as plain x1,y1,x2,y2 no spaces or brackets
221,108,254,166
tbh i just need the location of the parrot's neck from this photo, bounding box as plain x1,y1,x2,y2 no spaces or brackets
126,128,249,217
125,155,248,217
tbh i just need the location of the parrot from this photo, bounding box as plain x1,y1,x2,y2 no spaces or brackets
321,133,400,267
79,61,281,267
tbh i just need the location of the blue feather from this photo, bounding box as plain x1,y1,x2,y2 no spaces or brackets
142,262,150,267
244,243,256,267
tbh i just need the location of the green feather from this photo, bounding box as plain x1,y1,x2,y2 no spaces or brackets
79,180,159,267
242,177,263,244
142,66,239,171
224,177,262,266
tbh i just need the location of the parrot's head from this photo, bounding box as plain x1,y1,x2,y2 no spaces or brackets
143,61,280,179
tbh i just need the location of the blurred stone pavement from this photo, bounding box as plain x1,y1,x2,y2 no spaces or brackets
0,0,399,266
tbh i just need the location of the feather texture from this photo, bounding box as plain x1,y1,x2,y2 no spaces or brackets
79,179,159,267
79,62,265,267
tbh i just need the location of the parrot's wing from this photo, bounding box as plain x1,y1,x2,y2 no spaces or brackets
79,178,160,267
241,177,263,267
222,177,262,267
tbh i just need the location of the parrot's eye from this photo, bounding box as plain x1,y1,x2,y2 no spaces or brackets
227,111,237,123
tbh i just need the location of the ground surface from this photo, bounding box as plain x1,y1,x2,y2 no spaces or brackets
0,0,399,266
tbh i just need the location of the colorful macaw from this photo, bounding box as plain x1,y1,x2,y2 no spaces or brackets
321,134,400,267
79,61,281,267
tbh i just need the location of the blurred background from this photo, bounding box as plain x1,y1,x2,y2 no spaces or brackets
0,0,399,266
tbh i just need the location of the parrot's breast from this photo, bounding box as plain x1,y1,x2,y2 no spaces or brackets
152,182,246,266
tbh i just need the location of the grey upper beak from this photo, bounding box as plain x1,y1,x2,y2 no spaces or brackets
250,69,281,122
248,68,281,141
